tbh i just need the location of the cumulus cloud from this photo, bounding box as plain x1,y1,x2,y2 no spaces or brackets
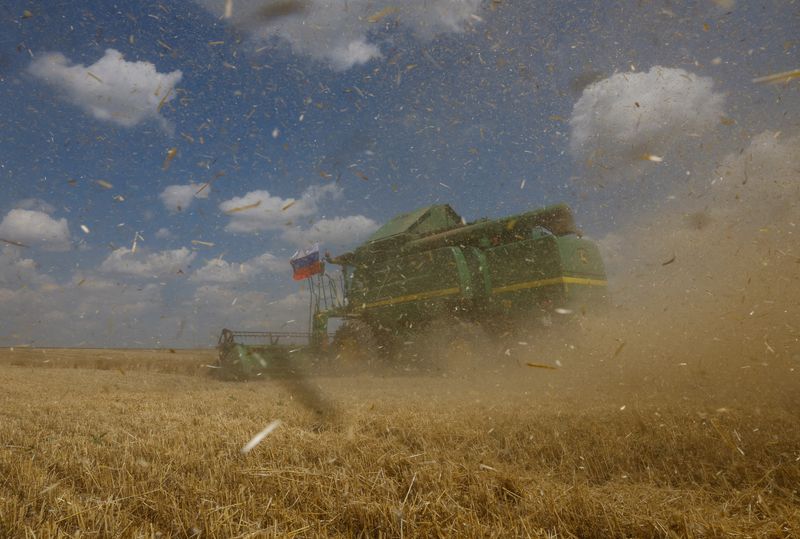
190,285,308,332
220,184,341,233
155,227,174,239
159,183,210,213
0,246,51,288
28,48,182,130
569,67,725,178
190,251,287,283
0,275,167,347
0,209,71,251
196,0,481,70
281,215,379,247
99,247,196,278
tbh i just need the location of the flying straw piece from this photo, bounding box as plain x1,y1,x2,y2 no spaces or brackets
162,148,178,170
225,200,262,214
224,0,233,19
0,237,29,248
367,6,398,23
131,231,143,254
526,362,557,370
752,69,800,85
241,420,282,454
191,240,215,247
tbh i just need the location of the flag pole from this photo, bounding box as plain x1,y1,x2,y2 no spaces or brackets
307,273,315,336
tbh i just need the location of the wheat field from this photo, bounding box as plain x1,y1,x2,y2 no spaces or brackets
1,336,798,538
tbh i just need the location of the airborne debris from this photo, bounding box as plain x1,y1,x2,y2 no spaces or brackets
86,71,103,83
662,254,676,266
162,148,178,170
224,0,233,19
80,224,90,234
95,180,113,189
0,237,29,248
131,231,143,253
642,154,664,162
191,240,215,247
752,69,800,84
526,362,557,370
281,200,296,211
367,6,398,23
225,200,262,214
241,419,282,454
157,87,173,112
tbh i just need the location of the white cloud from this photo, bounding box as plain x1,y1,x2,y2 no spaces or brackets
159,183,210,213
196,0,482,70
190,285,308,332
328,38,383,71
0,246,52,288
0,209,71,251
28,48,182,130
249,252,289,273
190,258,250,283
0,276,167,347
220,183,341,233
190,251,287,284
99,247,196,278
281,215,379,248
155,227,174,239
569,67,725,179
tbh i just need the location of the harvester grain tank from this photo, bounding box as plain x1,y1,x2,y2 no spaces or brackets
326,203,607,347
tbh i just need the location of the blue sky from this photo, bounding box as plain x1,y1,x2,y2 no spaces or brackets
0,0,797,346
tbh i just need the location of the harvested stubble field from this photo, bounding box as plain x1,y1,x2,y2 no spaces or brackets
1,333,798,538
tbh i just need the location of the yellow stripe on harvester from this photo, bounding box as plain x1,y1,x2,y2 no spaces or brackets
491,276,607,295
358,276,606,310
360,287,460,309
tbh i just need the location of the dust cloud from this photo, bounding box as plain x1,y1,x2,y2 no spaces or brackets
404,130,799,414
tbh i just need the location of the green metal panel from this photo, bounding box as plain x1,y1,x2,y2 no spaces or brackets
450,247,473,298
327,202,608,338
555,236,606,278
365,204,462,243
465,247,491,296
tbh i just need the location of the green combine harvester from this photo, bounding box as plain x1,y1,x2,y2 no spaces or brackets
217,203,607,378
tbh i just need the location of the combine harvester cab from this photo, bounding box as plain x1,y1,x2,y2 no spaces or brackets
328,203,608,351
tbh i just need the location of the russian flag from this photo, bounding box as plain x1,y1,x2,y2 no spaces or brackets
290,244,324,281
